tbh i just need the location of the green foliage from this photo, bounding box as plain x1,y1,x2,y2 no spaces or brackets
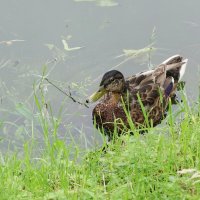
1,90,200,199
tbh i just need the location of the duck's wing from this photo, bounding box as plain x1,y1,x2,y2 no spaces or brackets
124,65,173,127
162,55,188,81
127,55,188,107
127,64,170,107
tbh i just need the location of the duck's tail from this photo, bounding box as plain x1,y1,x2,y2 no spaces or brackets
162,55,188,82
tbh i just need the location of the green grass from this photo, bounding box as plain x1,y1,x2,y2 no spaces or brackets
1,89,200,199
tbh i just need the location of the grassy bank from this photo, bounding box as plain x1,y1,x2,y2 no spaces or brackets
1,93,200,199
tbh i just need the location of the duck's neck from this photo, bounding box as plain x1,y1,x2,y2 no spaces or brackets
111,82,129,105
110,93,121,105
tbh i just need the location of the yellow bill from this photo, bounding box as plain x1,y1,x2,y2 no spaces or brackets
86,86,106,103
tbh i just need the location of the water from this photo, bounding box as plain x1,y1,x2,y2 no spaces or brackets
0,0,200,152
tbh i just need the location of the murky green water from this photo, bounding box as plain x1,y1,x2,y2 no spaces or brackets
0,0,200,152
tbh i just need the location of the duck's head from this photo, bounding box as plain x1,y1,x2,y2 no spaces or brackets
86,70,125,103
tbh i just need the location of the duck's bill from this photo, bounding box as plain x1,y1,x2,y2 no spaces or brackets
86,87,106,103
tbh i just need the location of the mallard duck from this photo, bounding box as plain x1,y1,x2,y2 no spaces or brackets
86,55,188,139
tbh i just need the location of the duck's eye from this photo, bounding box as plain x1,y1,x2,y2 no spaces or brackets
109,77,114,82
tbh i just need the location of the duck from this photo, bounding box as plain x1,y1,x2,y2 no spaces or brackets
86,55,188,140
